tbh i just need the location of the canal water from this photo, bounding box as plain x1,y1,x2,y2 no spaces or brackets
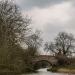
22,68,69,75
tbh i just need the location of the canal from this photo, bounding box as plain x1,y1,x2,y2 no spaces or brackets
22,68,69,75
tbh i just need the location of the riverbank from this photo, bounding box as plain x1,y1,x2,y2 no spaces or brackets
0,69,36,75
57,68,75,73
47,65,75,74
0,70,36,75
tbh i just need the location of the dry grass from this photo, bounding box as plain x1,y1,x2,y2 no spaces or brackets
58,68,75,73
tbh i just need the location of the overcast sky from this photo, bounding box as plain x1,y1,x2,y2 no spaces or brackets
14,0,75,43
0,0,70,54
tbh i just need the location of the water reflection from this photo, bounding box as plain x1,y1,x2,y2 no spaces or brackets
22,68,68,75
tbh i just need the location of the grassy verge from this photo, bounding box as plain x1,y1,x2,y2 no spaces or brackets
47,65,75,73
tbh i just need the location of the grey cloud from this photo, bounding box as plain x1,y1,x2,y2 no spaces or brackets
16,0,68,10
14,0,75,54
42,23,66,42
15,0,75,41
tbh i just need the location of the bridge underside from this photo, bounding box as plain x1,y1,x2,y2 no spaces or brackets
33,60,52,69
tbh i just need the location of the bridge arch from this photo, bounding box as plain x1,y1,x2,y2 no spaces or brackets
32,55,58,70
33,60,53,70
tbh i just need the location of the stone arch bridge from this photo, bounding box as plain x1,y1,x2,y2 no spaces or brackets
31,55,58,66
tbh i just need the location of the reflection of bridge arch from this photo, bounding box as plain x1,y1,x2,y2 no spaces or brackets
32,55,58,69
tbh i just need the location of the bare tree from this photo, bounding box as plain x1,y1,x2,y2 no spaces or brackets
0,0,31,71
45,32,75,56
0,0,31,49
23,30,42,71
25,30,43,56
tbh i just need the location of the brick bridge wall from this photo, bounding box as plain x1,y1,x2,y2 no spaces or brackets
31,55,58,66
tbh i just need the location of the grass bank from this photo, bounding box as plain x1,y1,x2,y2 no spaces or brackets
47,65,75,74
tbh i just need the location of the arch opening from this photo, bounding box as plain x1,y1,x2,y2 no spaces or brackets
33,60,52,70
